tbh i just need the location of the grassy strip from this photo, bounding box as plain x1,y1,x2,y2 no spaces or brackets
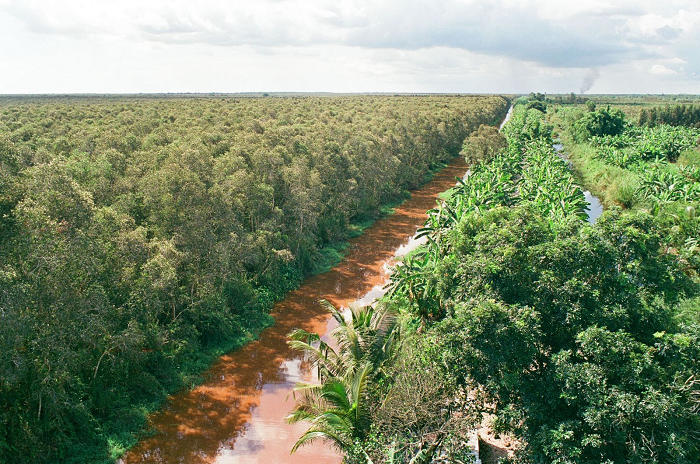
559,135,641,208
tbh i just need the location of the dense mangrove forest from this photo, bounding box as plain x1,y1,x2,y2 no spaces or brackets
0,95,509,463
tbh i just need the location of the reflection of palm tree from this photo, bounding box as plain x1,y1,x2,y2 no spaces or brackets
287,300,398,453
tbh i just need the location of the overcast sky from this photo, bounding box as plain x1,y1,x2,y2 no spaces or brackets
1,0,698,94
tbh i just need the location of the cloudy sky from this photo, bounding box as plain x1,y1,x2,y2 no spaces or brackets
1,0,698,94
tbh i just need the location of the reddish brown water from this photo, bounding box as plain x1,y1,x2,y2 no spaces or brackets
121,156,470,464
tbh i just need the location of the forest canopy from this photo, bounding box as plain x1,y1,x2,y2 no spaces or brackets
0,94,508,463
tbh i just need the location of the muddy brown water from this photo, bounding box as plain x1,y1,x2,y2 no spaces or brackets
121,155,472,464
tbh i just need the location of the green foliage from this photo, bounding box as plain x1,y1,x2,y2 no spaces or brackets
547,326,700,463
526,100,547,113
590,125,700,164
354,333,478,463
518,140,589,220
460,123,507,164
287,363,374,453
389,106,587,331
591,145,643,169
502,105,554,154
287,302,399,453
633,125,700,163
572,106,627,142
434,207,698,463
563,105,700,275
678,146,700,167
386,252,444,327
372,101,700,463
636,164,700,203
0,95,508,463
639,103,700,128
588,132,634,149
652,203,700,274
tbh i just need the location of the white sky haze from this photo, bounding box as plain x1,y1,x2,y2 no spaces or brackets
1,0,699,94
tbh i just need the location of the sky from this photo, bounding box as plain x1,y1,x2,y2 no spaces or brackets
1,0,699,94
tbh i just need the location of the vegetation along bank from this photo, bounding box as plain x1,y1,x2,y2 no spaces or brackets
0,94,509,463
288,97,700,463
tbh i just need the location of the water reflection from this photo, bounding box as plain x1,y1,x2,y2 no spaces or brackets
584,190,604,224
121,156,472,464
553,141,604,223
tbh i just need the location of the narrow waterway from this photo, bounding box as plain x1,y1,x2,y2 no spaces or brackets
121,155,475,464
499,104,514,131
553,142,604,223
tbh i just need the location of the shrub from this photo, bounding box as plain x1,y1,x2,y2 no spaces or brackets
572,106,626,142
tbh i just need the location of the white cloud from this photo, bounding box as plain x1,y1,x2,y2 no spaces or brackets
650,64,678,76
0,0,699,93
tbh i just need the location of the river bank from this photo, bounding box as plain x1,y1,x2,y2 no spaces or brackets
120,142,501,464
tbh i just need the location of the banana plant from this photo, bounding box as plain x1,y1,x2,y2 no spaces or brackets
385,252,443,329
637,167,700,203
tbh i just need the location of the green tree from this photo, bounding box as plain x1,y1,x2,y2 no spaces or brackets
434,207,697,462
287,301,399,453
460,123,507,164
572,106,626,142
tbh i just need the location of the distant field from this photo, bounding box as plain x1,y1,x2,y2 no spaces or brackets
544,93,700,119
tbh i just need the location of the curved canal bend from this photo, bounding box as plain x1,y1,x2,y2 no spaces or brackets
121,153,483,464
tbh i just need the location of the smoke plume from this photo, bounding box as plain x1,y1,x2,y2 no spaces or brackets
580,68,600,94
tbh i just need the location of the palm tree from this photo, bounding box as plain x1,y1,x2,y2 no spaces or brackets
287,361,373,452
286,300,399,453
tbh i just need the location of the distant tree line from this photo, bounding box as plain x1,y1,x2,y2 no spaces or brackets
639,104,700,128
